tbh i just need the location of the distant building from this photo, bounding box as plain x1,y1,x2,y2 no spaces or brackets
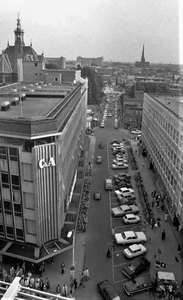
77,56,103,67
0,16,45,84
135,45,150,69
45,56,66,69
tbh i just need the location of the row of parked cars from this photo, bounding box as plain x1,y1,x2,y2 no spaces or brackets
111,141,129,169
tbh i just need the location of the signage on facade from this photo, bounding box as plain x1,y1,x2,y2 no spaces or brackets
38,157,56,169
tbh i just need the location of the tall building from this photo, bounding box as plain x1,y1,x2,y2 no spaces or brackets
142,93,183,227
135,45,150,69
0,78,88,263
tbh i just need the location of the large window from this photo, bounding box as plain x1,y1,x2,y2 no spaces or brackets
9,148,18,161
6,226,14,239
4,201,12,215
22,164,33,182
1,173,9,188
16,228,24,241
26,219,36,235
11,175,20,190
0,146,7,160
24,193,35,210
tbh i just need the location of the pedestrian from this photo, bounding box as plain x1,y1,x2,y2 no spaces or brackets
178,224,182,234
151,200,154,208
38,265,42,276
157,217,161,227
161,230,166,240
73,278,78,290
56,284,61,295
177,244,181,254
83,268,91,280
161,203,164,211
150,218,155,229
164,213,168,221
107,248,111,258
62,284,68,297
61,262,65,274
142,162,145,167
41,261,45,272
22,261,26,274
46,279,50,290
79,272,85,288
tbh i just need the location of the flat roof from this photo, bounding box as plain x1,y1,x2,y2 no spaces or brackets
154,95,183,119
0,83,74,119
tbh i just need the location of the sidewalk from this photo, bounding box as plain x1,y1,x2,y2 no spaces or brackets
130,140,183,295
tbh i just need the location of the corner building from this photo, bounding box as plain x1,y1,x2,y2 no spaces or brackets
142,94,183,226
0,79,88,262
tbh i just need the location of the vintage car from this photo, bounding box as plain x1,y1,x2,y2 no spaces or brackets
97,279,120,300
123,244,147,259
111,204,139,217
122,257,151,279
114,231,147,245
123,274,153,296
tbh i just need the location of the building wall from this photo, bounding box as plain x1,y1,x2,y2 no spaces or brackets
142,94,183,224
45,70,81,85
0,80,88,254
46,57,66,69
23,61,45,82
123,104,142,130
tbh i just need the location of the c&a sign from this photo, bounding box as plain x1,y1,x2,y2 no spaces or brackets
38,157,56,169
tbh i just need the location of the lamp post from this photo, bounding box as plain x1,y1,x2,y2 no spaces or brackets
67,230,76,279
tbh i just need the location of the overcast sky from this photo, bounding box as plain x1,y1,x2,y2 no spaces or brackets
0,0,182,64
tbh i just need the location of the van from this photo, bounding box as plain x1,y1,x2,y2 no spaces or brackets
105,179,113,190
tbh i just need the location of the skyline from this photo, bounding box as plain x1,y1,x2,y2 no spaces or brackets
0,0,182,64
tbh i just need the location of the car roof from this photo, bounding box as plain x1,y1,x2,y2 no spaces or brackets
124,214,136,218
124,231,136,238
129,244,141,251
98,280,120,299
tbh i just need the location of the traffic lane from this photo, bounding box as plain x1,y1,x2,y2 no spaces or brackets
85,128,113,285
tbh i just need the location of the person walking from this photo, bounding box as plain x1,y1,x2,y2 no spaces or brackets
56,284,61,295
61,262,65,274
62,284,68,297
177,244,181,254
142,162,145,167
164,213,168,221
73,278,78,290
107,248,111,258
161,230,166,240
79,272,85,288
157,217,161,227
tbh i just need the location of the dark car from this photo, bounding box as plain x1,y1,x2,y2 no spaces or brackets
123,274,153,296
122,257,150,279
96,156,102,164
99,142,104,149
97,279,121,300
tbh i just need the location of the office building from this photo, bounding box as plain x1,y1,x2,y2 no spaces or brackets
142,93,183,226
0,77,88,263
77,56,103,67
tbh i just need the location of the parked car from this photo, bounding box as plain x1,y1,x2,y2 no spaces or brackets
111,204,139,217
114,231,147,245
123,274,153,296
122,257,151,279
94,191,101,200
131,129,141,135
116,182,133,189
97,279,120,300
100,123,105,128
112,163,129,170
115,188,134,197
123,244,147,259
99,142,104,149
96,156,102,164
122,214,140,224
113,158,128,164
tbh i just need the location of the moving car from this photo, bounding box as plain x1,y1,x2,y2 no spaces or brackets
100,122,105,128
122,214,140,224
99,142,104,149
112,163,128,170
123,274,153,296
122,257,151,279
97,279,120,300
96,156,102,164
94,191,101,200
114,231,147,245
105,179,113,191
111,204,139,217
123,244,147,258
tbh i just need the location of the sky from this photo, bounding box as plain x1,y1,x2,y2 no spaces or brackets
0,0,182,64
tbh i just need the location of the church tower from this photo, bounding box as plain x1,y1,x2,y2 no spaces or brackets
14,14,25,57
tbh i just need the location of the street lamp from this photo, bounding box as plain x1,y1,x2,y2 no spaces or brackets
67,230,76,279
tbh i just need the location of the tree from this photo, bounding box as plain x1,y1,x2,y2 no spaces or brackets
81,67,103,105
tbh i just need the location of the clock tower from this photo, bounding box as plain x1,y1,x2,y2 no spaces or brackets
14,14,25,56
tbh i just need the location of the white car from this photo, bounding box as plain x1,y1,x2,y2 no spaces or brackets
122,214,140,224
131,130,141,134
111,204,140,217
100,123,105,128
123,244,147,258
115,188,134,197
113,158,128,164
115,231,147,245
112,163,129,170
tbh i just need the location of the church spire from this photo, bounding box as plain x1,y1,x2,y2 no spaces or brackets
141,44,145,63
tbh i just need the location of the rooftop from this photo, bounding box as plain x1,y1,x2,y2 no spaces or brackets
154,95,183,119
0,83,73,119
